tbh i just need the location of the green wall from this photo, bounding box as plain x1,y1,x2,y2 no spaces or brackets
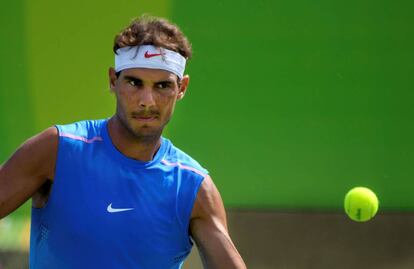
1,0,413,212
170,0,414,209
0,1,33,163
0,0,33,219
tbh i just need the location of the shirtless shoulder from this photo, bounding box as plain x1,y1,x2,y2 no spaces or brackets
0,126,58,216
30,127,58,207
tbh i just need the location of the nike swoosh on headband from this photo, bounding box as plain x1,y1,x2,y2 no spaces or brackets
144,51,165,58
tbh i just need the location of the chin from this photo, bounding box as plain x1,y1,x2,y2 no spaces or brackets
131,125,163,139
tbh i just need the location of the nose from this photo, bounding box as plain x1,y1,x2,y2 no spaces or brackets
138,87,155,108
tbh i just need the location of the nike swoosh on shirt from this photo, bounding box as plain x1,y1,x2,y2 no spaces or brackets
107,203,134,213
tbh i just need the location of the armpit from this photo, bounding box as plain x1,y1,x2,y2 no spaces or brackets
32,179,53,208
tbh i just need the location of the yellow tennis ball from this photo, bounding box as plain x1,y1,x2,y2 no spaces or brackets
344,187,379,222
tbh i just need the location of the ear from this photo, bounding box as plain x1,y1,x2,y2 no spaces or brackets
177,75,190,100
109,67,118,92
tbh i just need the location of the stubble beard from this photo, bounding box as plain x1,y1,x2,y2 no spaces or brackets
116,113,164,145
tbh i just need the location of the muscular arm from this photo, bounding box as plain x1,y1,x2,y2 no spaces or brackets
190,175,247,269
0,127,58,218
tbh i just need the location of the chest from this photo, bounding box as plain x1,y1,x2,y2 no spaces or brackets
46,153,187,254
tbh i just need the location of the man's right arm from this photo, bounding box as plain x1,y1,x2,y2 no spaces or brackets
0,127,58,219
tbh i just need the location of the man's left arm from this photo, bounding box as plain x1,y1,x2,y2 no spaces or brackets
190,175,247,269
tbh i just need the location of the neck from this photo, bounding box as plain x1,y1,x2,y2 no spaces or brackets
107,116,162,162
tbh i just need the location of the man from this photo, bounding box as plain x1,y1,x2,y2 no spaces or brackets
0,16,246,269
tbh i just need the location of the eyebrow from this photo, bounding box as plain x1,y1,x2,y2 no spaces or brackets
123,75,143,83
123,75,175,85
155,80,174,85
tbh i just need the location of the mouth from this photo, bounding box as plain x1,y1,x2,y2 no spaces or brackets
132,114,158,122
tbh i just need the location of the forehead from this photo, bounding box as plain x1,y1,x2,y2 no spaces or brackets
120,68,177,81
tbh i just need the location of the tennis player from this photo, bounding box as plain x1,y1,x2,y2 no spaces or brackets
0,16,246,269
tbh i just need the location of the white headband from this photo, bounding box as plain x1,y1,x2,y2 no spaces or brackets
115,45,186,79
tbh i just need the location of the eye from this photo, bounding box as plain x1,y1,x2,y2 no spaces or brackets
128,79,143,87
155,82,172,90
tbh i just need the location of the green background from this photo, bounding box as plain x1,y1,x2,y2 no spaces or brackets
1,0,414,218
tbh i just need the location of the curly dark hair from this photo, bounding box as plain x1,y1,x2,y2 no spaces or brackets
113,15,192,59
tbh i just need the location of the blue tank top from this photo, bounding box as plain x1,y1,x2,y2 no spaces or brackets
30,119,208,269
